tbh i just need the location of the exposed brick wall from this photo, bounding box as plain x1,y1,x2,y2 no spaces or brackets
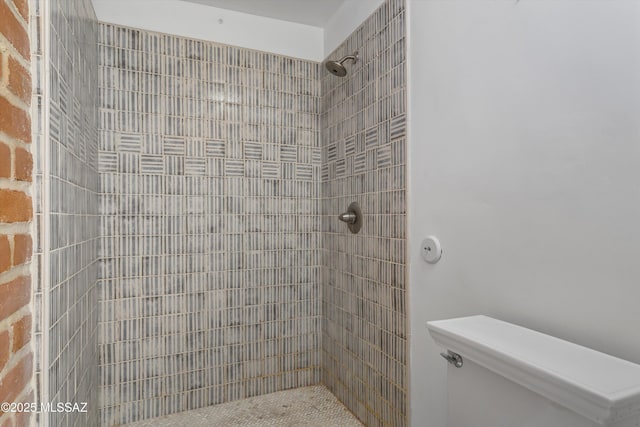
0,0,34,425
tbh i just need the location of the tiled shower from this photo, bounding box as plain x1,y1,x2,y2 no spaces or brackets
32,0,407,425
32,0,101,425
97,24,322,425
321,2,407,425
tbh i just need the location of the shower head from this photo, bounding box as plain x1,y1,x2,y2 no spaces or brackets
325,52,358,77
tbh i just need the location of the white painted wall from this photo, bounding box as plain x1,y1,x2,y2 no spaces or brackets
92,0,323,61
407,1,640,426
323,0,386,57
92,0,384,62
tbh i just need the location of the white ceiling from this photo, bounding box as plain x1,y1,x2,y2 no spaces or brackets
179,0,347,27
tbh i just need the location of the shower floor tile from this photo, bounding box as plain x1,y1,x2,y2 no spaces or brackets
124,386,363,427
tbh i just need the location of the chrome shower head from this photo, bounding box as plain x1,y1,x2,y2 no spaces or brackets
325,52,358,77
325,60,348,77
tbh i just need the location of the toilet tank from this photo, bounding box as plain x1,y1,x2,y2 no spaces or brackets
427,316,640,427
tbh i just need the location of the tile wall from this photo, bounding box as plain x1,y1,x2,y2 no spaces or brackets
32,0,101,425
27,1,407,425
97,25,322,426
320,0,408,425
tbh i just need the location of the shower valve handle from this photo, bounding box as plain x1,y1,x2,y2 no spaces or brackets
338,211,358,224
337,202,362,234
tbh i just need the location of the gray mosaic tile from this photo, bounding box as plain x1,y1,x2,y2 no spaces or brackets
98,24,322,426
321,1,407,426
93,3,407,426
32,0,101,426
123,386,361,427
140,155,164,174
205,140,225,157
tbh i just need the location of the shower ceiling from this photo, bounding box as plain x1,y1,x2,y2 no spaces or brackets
179,0,347,27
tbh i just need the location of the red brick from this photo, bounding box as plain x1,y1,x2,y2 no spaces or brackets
0,235,10,273
0,96,30,143
12,0,29,21
0,1,33,422
0,276,30,320
0,1,30,60
0,142,10,178
0,353,32,408
0,190,32,223
13,148,31,182
11,314,30,352
11,234,30,266
7,57,31,105
0,330,9,372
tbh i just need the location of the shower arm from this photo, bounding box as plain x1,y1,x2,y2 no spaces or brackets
339,54,358,65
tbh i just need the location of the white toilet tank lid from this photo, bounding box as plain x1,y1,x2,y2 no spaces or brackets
427,315,640,425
